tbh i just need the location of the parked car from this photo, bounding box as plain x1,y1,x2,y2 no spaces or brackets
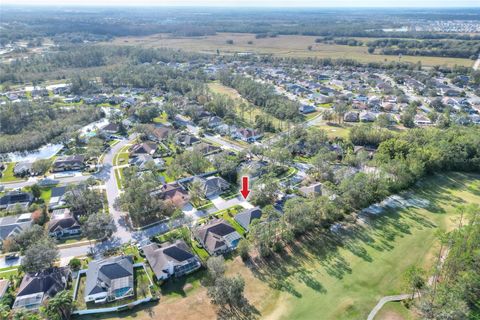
5,253,19,261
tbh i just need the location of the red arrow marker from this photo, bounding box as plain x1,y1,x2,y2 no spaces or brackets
240,176,250,200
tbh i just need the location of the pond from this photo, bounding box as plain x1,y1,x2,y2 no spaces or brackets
2,143,63,162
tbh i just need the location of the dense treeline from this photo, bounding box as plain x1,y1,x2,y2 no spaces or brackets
0,46,208,84
218,72,303,122
0,102,103,153
368,39,480,59
412,205,480,319
2,7,479,46
244,126,480,258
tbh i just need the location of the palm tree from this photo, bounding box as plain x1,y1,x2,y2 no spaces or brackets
44,290,74,320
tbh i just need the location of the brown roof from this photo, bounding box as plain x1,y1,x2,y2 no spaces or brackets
151,183,189,208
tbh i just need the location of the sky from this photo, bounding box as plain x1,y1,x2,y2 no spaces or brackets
1,0,479,7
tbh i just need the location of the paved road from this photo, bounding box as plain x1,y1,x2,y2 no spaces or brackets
0,173,90,190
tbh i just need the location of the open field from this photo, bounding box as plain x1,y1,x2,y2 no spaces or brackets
108,33,474,68
208,81,288,131
78,172,480,320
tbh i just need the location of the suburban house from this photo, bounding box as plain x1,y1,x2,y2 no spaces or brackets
151,183,190,208
193,219,242,256
234,207,262,231
129,154,164,170
12,267,71,310
52,155,85,172
299,104,316,114
175,133,200,147
344,111,359,122
192,176,230,198
0,191,33,211
149,126,175,142
233,128,262,143
359,111,377,122
0,213,33,242
193,143,221,156
84,256,134,304
130,142,158,156
47,208,81,239
49,186,67,209
414,114,433,126
13,161,33,177
206,116,223,128
142,240,201,281
298,183,323,197
101,123,120,135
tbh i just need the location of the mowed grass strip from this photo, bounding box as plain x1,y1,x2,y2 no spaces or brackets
269,172,480,320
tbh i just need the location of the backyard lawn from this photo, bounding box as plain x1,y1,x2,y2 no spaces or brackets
0,163,24,183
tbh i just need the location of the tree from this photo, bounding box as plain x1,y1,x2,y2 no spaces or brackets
376,113,391,128
64,184,103,216
82,213,116,244
22,237,59,273
250,178,279,207
7,224,46,253
403,265,426,299
333,103,350,123
68,258,82,271
43,290,74,320
85,137,104,164
11,308,42,320
30,184,41,200
207,275,252,318
205,256,226,285
237,239,250,261
189,179,205,207
32,159,51,176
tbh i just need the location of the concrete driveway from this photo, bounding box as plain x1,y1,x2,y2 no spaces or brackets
208,194,254,211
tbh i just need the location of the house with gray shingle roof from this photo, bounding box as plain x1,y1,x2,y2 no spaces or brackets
0,213,32,243
234,207,262,231
192,176,230,198
84,256,134,304
12,267,70,310
193,219,241,256
142,240,201,281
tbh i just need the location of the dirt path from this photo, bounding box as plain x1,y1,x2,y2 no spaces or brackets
473,56,480,71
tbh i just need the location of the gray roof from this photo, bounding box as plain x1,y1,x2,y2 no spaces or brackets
85,256,133,297
234,207,262,231
143,240,198,279
13,267,70,309
194,219,241,254
0,213,32,241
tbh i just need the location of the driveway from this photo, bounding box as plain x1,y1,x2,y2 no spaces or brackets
208,194,253,211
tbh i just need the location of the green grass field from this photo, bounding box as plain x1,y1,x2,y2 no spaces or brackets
86,172,480,320
262,172,480,320
108,33,474,68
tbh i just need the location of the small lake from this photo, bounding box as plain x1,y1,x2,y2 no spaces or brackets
2,143,63,162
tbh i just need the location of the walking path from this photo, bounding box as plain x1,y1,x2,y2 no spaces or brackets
367,294,418,320
473,55,480,71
